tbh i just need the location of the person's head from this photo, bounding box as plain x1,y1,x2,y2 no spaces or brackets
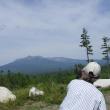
79,62,101,83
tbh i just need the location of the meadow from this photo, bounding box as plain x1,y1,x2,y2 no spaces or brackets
0,65,110,110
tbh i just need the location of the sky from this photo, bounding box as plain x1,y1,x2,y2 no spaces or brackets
0,0,110,65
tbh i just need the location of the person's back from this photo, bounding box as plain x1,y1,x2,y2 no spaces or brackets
60,79,106,110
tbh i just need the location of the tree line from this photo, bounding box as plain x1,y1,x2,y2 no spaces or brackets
80,28,110,66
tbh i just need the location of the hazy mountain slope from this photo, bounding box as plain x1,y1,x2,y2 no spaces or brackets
0,56,106,74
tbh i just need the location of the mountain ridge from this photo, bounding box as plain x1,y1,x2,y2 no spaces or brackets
0,56,106,74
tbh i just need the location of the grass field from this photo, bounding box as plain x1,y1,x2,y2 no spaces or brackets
0,84,110,110
0,66,110,110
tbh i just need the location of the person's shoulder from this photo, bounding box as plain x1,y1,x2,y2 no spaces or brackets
68,79,81,87
67,79,77,89
94,87,103,97
93,88,104,100
68,79,78,84
84,81,103,96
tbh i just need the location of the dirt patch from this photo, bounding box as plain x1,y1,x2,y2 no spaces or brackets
15,101,59,110
104,94,110,110
15,94,110,110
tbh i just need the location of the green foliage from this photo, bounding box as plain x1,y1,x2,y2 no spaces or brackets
42,82,66,104
101,37,110,65
80,28,93,62
0,70,75,90
0,71,71,110
100,65,110,78
100,87,110,94
0,67,110,110
0,73,31,89
73,64,84,78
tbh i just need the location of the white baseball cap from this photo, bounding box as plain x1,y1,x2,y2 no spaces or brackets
82,62,101,77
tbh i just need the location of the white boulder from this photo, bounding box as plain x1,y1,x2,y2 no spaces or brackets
0,87,16,103
29,87,44,97
93,79,110,88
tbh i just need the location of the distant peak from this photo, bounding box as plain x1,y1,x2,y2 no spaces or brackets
26,55,43,58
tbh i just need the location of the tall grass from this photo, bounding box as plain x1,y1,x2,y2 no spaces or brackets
0,65,110,110
100,65,110,78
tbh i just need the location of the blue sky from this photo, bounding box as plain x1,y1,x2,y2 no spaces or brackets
0,0,110,65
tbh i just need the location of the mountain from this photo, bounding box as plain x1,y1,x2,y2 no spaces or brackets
0,56,106,74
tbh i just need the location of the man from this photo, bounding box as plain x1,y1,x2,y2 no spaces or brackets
60,62,106,110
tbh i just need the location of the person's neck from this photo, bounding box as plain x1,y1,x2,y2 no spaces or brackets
78,78,93,84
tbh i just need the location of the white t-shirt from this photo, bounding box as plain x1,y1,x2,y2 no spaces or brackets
60,79,106,110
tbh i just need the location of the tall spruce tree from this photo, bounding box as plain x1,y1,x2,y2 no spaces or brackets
80,28,93,63
101,37,110,65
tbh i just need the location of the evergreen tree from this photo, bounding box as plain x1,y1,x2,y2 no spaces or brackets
101,37,110,65
80,28,93,63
